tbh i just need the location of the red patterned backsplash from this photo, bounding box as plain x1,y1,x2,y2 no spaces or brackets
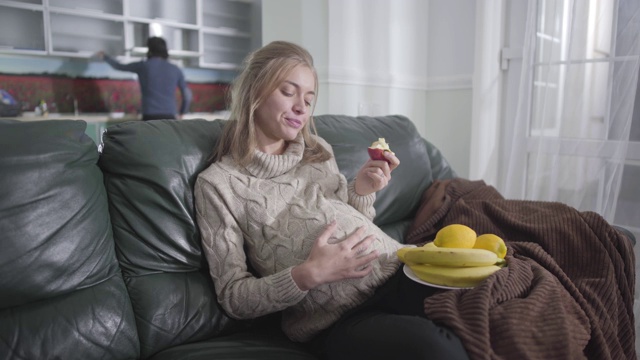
0,73,229,114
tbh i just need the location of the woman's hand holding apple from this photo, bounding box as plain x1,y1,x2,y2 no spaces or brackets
354,138,400,196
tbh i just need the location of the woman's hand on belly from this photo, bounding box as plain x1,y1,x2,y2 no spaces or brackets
291,221,379,291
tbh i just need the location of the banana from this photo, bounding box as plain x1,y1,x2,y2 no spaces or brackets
396,247,414,264
403,247,499,267
409,263,501,288
396,242,439,265
423,242,437,249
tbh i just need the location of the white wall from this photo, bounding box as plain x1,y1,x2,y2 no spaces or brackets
262,0,475,178
425,0,475,179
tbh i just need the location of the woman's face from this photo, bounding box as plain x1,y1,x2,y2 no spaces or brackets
254,65,316,155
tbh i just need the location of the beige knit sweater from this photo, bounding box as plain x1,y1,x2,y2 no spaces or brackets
194,133,404,342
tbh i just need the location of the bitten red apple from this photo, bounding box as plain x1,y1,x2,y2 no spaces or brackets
368,138,394,162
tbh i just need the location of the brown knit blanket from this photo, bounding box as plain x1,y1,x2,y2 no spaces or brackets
405,179,636,360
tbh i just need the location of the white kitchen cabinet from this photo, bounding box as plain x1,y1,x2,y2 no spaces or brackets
202,0,251,31
129,0,197,26
0,0,260,70
49,0,123,15
0,1,46,54
199,0,253,69
201,32,250,69
49,13,125,57
127,21,200,59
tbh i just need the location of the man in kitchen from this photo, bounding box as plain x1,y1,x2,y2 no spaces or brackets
96,37,191,120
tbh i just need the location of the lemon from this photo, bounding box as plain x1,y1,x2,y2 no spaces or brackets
433,224,477,248
474,234,507,259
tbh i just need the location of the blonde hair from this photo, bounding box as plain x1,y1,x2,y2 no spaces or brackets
213,41,331,165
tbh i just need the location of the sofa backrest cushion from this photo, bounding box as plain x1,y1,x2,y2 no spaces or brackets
99,119,239,359
97,115,456,357
0,120,139,359
99,119,224,275
314,114,456,229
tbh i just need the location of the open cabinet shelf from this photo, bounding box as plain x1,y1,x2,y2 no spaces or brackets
0,0,260,70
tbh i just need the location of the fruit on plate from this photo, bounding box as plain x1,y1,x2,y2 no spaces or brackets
396,247,413,264
409,263,502,288
397,225,506,288
433,224,477,248
368,138,394,162
396,242,438,265
474,233,508,259
422,241,437,249
403,247,499,267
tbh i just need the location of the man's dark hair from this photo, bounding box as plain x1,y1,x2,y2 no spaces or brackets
147,37,169,59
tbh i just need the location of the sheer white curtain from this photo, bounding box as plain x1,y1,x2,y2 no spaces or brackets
502,0,640,232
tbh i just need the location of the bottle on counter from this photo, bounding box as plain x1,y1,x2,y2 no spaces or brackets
37,99,48,117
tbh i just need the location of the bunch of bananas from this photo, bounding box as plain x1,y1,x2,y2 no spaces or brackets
398,224,507,288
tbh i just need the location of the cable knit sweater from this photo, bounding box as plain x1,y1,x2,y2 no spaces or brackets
194,133,404,342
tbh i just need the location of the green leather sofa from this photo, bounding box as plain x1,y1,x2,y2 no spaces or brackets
2,115,636,359
0,115,459,359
